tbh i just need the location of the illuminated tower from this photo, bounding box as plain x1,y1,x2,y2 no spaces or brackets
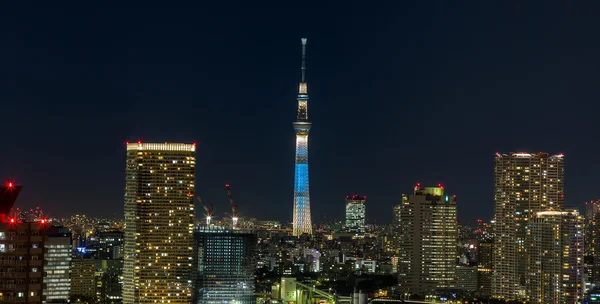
396,185,457,295
292,38,312,236
527,210,584,304
492,152,564,300
123,142,196,304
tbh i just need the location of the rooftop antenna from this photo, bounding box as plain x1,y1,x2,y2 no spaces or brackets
301,38,307,82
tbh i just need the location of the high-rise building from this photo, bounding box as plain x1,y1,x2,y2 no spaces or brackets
292,38,313,236
345,194,366,234
0,220,46,303
392,204,402,252
492,152,564,300
585,200,600,287
527,210,584,304
396,185,457,296
456,265,478,293
0,183,45,303
476,240,493,296
43,226,72,303
123,142,196,303
193,227,257,304
98,229,123,260
71,259,98,302
98,259,124,303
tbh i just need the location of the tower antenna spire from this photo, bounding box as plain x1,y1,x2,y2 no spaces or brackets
301,38,307,82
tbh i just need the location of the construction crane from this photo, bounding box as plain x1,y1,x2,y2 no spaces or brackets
196,195,214,226
225,184,239,229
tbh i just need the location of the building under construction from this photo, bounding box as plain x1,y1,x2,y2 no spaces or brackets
193,226,257,304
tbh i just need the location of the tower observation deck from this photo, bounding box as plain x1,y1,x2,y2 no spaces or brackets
292,38,312,236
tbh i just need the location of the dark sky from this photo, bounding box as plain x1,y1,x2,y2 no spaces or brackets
1,1,599,226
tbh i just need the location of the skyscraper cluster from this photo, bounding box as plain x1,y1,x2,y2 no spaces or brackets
491,152,583,303
1,38,595,304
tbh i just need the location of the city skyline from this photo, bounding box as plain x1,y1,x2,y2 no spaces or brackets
2,2,600,225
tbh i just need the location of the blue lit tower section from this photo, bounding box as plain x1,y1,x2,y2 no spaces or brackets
293,38,313,236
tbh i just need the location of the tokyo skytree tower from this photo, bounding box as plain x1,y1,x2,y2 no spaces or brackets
292,38,312,236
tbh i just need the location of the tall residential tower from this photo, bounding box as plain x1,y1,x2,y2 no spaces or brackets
527,210,584,304
123,142,196,303
396,185,457,296
292,38,312,236
492,152,564,300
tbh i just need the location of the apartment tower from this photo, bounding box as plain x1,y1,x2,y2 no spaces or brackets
492,152,564,300
123,142,196,303
527,210,584,304
396,185,457,296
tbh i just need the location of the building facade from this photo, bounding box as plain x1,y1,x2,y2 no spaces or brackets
345,195,366,234
476,240,493,296
123,142,196,303
98,230,123,260
526,210,584,304
292,38,313,236
0,221,45,303
193,227,257,304
70,259,97,302
98,259,123,303
396,185,457,296
43,227,71,303
492,152,564,300
585,200,600,288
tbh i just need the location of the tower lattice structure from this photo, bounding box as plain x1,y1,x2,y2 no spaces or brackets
292,38,312,236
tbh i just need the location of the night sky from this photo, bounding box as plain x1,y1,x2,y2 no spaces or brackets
1,1,600,226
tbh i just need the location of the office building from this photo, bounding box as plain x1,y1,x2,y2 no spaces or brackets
456,265,478,293
123,142,196,303
527,210,584,304
492,152,564,300
396,185,457,296
98,229,123,260
292,38,313,236
345,194,366,234
71,259,97,302
0,220,46,303
476,240,493,296
98,259,124,303
193,227,257,304
43,226,72,303
0,183,46,303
